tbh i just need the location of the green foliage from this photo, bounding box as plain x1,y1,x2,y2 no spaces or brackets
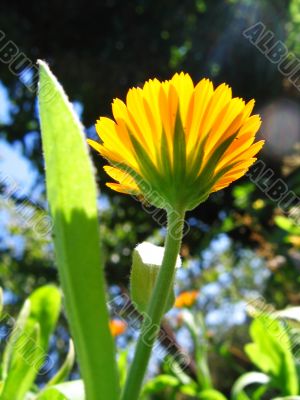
0,285,79,400
0,285,61,400
27,285,61,352
180,310,212,389
142,374,180,395
139,310,300,399
274,216,300,235
287,0,300,54
140,309,215,399
197,389,227,400
38,60,119,400
232,183,255,210
245,315,299,396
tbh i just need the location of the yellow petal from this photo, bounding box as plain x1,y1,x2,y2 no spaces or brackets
171,72,194,125
186,78,214,154
104,165,140,194
200,83,232,139
213,158,257,191
126,87,157,161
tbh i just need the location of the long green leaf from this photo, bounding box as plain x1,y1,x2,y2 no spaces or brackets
27,285,61,352
1,324,41,400
38,60,118,400
2,298,31,380
1,285,61,400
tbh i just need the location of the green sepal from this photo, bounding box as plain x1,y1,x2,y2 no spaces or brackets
158,128,172,184
172,110,186,186
128,135,169,209
195,132,238,186
186,135,208,181
185,133,238,210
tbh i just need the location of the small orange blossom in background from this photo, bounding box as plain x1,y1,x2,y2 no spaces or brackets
109,319,127,337
175,290,199,308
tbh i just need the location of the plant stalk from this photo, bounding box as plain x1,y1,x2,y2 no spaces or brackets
121,209,185,400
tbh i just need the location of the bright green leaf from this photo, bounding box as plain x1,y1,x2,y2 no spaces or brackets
245,316,298,395
274,216,300,235
1,323,41,400
197,388,228,400
2,299,31,380
27,285,61,352
1,285,61,400
142,375,180,394
38,60,118,400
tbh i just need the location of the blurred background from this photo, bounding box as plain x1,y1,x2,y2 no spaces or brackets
0,0,300,395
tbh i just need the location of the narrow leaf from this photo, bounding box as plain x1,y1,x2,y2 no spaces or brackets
47,340,75,386
2,299,31,380
38,60,118,400
1,324,41,400
27,285,61,352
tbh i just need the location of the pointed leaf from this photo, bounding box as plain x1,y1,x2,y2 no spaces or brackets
38,60,118,400
245,316,298,395
47,340,75,386
1,324,41,400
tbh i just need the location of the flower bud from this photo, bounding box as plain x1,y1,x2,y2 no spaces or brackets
130,242,181,314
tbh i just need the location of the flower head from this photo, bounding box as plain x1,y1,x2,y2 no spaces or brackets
109,319,127,337
88,73,264,211
175,290,199,308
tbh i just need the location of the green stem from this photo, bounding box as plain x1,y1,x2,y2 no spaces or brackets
196,314,212,389
121,209,185,400
183,312,212,389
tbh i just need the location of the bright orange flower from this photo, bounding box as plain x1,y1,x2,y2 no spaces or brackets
175,290,199,308
88,73,264,211
109,319,127,337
